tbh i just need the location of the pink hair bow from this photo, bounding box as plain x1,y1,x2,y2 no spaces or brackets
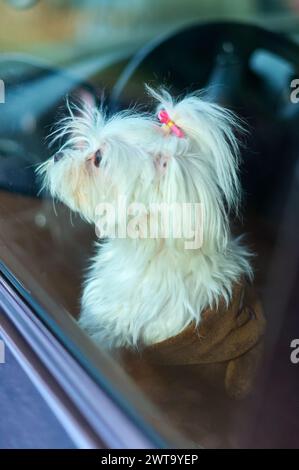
158,110,184,138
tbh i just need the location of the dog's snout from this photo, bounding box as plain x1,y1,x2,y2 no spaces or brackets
54,152,64,163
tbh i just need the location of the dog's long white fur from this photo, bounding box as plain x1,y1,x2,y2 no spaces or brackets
38,88,252,349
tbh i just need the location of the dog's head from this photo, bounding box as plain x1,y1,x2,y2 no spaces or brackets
38,88,242,249
37,101,160,226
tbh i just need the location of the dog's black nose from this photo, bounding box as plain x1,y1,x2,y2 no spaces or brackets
54,152,63,163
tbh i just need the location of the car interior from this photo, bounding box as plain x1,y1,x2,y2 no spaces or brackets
0,1,299,449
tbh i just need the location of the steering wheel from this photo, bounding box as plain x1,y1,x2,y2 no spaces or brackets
111,22,299,109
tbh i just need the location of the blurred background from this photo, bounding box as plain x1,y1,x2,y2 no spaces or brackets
0,1,299,62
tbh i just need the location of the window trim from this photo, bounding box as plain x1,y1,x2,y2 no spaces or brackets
0,265,181,449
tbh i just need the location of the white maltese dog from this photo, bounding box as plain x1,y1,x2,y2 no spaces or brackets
38,87,252,349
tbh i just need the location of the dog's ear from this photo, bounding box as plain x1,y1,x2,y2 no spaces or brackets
147,85,243,213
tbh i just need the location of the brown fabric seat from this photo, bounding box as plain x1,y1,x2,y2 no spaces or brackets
139,279,266,399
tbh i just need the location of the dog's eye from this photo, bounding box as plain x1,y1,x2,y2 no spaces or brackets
54,152,64,163
94,149,102,167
